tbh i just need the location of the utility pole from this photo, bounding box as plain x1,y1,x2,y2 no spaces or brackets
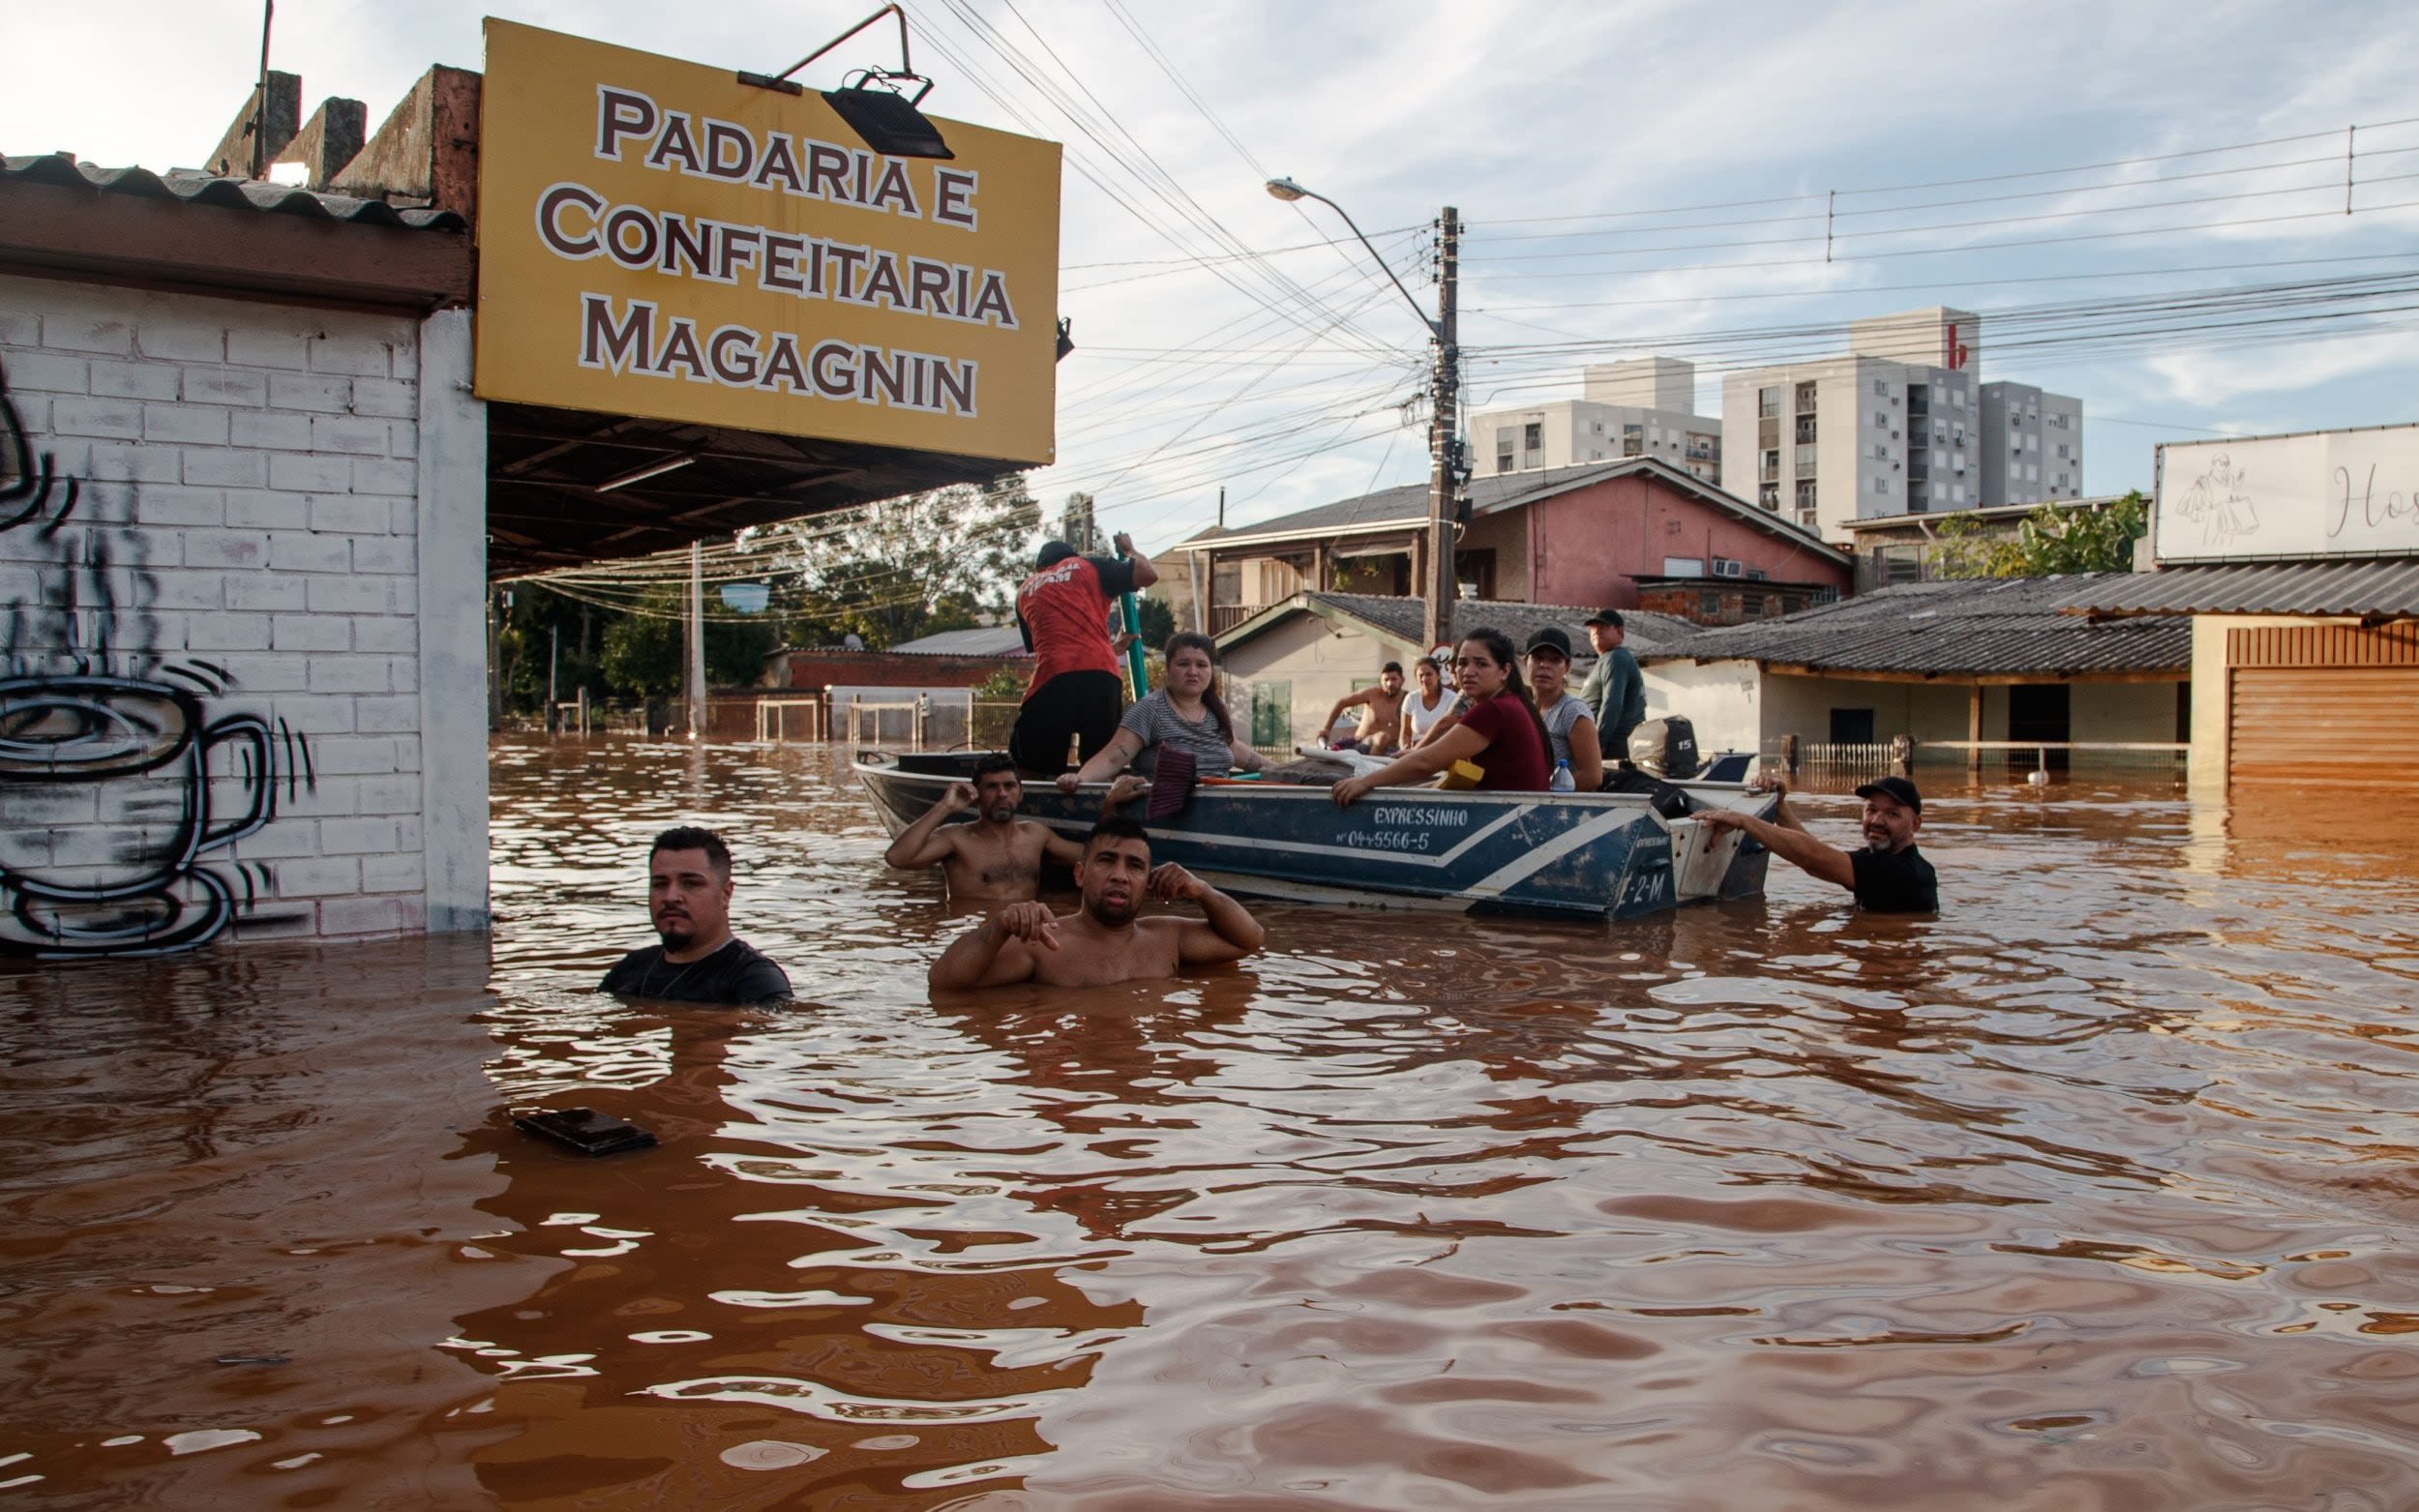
685,540,706,740
1421,206,1461,654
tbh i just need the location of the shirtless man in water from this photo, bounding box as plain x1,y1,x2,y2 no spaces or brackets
886,755,1146,902
928,815,1266,989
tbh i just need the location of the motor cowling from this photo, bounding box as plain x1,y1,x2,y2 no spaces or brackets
1627,717,1700,781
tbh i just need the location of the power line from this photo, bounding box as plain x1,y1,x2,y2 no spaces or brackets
1476,114,2419,229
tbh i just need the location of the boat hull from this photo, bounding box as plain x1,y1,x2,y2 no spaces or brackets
855,753,1775,921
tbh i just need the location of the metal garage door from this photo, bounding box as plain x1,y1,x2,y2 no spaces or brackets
2229,661,2419,786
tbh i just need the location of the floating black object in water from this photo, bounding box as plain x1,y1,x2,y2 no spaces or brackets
512,1107,658,1157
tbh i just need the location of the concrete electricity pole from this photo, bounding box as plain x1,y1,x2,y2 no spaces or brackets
1422,206,1460,654
685,540,706,739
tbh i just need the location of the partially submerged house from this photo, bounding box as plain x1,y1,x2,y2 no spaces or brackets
1639,575,2191,766
1177,457,1850,637
1214,592,1700,749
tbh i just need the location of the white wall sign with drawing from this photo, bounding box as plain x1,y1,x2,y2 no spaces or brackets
2154,425,2419,563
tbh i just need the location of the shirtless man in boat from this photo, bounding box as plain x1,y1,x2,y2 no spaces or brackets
885,754,1148,903
928,815,1266,989
1319,663,1409,755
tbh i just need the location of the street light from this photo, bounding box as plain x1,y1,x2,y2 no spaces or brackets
1267,177,1462,652
1264,178,1439,340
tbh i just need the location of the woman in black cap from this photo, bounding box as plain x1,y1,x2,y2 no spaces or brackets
1521,625,1603,790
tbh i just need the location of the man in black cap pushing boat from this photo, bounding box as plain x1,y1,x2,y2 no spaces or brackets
1697,775,1938,913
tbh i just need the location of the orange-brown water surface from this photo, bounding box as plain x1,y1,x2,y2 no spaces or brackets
6,736,2419,1510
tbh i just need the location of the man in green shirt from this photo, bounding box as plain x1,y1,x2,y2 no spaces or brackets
1574,608,1647,754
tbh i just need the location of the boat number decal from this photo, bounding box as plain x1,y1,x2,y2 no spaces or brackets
1370,805,1471,829
1341,828,1432,853
1622,870,1671,908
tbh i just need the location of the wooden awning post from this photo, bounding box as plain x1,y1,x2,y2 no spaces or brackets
1967,684,1983,773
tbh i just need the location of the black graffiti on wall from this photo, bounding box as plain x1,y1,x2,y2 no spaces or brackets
1,353,315,957
1,359,79,539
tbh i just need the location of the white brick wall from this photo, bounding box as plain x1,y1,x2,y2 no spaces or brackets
1,273,437,948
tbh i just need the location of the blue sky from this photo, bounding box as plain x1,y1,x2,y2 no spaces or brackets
8,0,2416,553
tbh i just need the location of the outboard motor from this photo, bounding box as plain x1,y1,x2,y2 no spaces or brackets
1627,717,1700,781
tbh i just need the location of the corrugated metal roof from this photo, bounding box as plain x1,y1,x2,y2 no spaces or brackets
1,153,466,231
2053,559,2419,617
1180,456,1845,563
888,627,1029,657
1653,574,2188,677
1222,592,1700,660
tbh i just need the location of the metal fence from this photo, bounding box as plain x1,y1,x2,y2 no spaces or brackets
1767,735,2188,779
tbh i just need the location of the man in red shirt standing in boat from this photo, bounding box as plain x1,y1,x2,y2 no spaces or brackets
1009,533,1157,777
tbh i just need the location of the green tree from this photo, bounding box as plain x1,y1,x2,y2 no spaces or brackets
1930,491,2147,578
769,474,1040,647
1134,594,1176,651
596,593,782,697
599,601,683,697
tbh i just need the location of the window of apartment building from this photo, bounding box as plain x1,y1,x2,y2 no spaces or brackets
1759,482,1779,509
1953,483,1967,503
1663,555,1704,577
1874,411,1890,430
1794,415,1817,444
1761,448,1780,481
2027,433,2040,451
1623,423,1644,458
1873,477,1889,493
1794,381,1818,411
1795,479,1817,511
1523,422,1542,449
1953,423,1966,444
1872,442,1891,460
1758,386,1780,419
1496,436,1513,473
2054,442,2070,460
2026,462,2039,481
1872,378,1888,397
1591,421,1603,433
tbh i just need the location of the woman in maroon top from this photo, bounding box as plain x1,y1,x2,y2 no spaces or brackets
1331,629,1553,806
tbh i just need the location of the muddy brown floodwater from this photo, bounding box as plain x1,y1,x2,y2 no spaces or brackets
6,737,2419,1509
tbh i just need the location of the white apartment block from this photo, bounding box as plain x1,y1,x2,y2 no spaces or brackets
1474,359,1719,486
1718,308,2081,546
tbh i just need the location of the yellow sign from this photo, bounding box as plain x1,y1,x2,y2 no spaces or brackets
474,19,1061,464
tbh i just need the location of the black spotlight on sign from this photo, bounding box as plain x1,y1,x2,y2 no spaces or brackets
821,82,952,161
739,4,953,160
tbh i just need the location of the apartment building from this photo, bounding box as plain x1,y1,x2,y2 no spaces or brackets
1718,308,2083,546
1981,381,2085,505
1473,357,1720,486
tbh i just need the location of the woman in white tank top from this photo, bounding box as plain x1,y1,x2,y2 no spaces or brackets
1403,657,1456,744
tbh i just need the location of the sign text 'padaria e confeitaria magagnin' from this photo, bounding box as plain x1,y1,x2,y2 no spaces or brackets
474,21,1062,464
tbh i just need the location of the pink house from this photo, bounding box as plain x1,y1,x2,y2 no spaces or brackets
1177,458,1851,634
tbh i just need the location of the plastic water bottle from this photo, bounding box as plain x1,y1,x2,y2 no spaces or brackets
1549,758,1575,793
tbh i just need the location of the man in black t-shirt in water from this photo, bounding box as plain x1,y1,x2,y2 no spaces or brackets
1699,775,1938,913
600,826,793,1004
